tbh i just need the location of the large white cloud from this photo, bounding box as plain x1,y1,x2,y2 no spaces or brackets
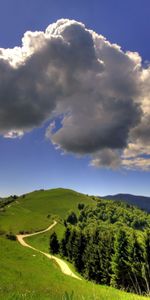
0,19,150,170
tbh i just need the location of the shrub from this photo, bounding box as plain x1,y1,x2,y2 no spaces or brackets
78,203,85,210
6,233,16,241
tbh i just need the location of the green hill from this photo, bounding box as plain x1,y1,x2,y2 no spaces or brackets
0,188,95,234
0,188,149,300
1,234,147,300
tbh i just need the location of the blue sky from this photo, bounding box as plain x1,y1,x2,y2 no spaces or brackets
0,0,150,197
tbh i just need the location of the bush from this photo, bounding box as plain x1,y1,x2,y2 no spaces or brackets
67,211,78,225
12,195,18,200
6,233,16,241
78,203,85,210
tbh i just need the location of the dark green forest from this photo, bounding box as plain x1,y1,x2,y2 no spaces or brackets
50,199,150,295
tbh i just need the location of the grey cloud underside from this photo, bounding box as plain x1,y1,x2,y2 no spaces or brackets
131,115,150,144
51,98,141,154
0,19,149,169
90,149,121,169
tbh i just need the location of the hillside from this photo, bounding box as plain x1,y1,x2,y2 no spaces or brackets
102,194,150,212
0,188,96,234
1,234,147,300
0,188,149,300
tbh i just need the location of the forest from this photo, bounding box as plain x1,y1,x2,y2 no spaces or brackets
50,199,150,295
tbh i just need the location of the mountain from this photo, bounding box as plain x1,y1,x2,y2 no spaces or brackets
102,193,150,212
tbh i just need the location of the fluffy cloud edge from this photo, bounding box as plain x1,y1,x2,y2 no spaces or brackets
0,19,149,171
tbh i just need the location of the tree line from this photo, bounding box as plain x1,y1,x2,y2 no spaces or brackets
50,200,150,295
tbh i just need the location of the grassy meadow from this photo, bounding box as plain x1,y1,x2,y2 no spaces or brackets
0,188,150,299
1,235,149,300
0,188,95,234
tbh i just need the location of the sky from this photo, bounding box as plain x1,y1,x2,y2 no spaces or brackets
0,0,150,197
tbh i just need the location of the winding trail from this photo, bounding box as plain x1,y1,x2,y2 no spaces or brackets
16,221,81,280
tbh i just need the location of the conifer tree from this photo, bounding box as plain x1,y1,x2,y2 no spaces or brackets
60,227,71,257
98,230,114,285
68,229,78,261
111,229,129,289
67,211,78,225
128,233,145,294
73,231,86,273
84,228,102,283
143,230,150,293
49,232,60,254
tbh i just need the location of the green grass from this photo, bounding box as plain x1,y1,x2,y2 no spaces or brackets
25,222,65,253
0,188,95,234
0,188,149,300
0,235,149,300
25,222,82,280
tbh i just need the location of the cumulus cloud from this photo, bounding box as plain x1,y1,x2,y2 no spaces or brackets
90,149,121,169
0,19,150,170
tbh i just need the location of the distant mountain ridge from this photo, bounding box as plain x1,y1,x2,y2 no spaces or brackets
102,193,150,212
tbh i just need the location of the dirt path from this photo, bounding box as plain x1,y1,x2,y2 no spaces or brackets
16,221,81,280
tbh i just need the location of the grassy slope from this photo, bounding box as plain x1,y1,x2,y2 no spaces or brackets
0,236,148,300
0,188,95,234
26,223,65,253
0,188,149,300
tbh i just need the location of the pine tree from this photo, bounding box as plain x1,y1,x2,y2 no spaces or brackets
84,228,102,283
60,227,71,257
111,229,129,289
143,230,150,293
67,211,78,225
128,233,145,294
73,231,86,273
67,229,78,261
50,232,60,254
98,230,114,285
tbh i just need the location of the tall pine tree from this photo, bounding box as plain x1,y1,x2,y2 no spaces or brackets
128,233,145,294
111,229,129,289
50,232,60,254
